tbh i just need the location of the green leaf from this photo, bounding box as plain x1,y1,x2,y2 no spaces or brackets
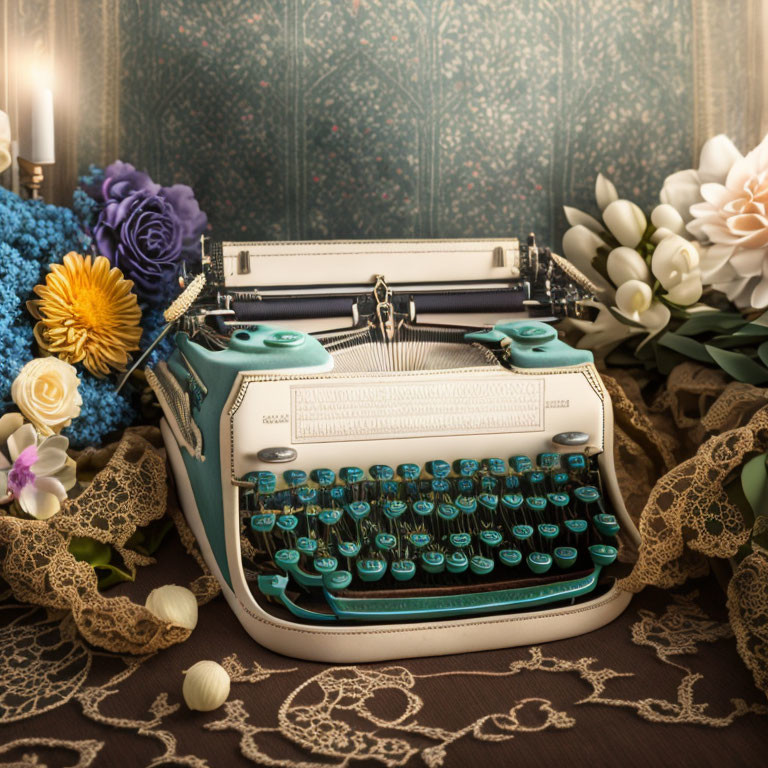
657,332,714,363
741,453,768,522
758,340,768,368
608,306,647,329
733,322,768,337
708,332,768,349
704,345,768,385
676,312,746,336
69,536,112,567
95,563,136,590
125,517,174,557
751,310,768,328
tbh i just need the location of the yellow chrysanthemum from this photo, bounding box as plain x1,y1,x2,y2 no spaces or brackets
27,252,142,378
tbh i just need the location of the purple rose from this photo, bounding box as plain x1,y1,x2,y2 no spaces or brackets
94,190,184,303
161,184,208,261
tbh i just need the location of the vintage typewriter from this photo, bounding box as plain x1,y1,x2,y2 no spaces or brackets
149,236,639,662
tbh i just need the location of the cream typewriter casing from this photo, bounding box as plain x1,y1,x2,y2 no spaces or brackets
153,238,639,662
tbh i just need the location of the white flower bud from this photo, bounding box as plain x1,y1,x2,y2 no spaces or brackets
602,200,647,248
615,279,653,318
606,247,651,287
563,206,603,234
182,660,230,712
595,173,619,211
651,235,702,306
561,225,614,301
145,584,198,630
650,204,686,236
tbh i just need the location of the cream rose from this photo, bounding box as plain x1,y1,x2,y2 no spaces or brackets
11,358,82,436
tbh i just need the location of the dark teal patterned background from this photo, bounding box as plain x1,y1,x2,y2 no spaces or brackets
97,0,696,246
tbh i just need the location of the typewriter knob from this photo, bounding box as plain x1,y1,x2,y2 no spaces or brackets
501,321,557,346
552,431,590,447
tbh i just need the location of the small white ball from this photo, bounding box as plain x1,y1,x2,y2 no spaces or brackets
182,660,231,712
145,584,198,630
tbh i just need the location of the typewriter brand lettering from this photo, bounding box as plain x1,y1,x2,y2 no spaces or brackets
262,413,290,424
546,399,569,409
289,377,544,442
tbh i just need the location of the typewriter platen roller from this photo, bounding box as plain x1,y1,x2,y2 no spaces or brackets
150,236,638,662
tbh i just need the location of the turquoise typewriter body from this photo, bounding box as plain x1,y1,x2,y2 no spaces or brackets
150,237,639,662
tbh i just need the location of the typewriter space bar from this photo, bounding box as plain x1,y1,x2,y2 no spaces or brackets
324,567,603,621
259,568,603,623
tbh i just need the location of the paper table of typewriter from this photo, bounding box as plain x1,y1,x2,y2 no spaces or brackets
149,237,639,662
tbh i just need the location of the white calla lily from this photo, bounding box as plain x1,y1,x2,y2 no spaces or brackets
565,300,643,353
615,280,653,318
650,204,686,236
563,206,603,234
651,235,702,307
595,173,618,211
602,200,647,248
606,247,651,287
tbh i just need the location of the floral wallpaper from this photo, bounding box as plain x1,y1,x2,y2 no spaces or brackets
2,1,763,248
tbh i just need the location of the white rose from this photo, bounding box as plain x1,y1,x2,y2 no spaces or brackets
0,110,10,174
602,200,647,248
651,235,702,307
11,358,82,436
606,247,651,287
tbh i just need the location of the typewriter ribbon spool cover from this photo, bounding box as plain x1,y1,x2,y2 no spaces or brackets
150,237,639,662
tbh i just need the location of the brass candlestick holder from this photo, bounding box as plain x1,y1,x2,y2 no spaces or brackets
18,156,50,199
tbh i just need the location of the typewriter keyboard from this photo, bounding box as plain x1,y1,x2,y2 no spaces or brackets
241,454,622,622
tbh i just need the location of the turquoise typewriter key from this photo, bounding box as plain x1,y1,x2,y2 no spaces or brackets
314,556,338,575
538,523,560,539
478,493,498,511
311,468,336,487
318,509,342,527
510,455,533,473
340,466,364,484
250,513,276,533
420,551,446,574
383,500,407,519
374,532,398,551
505,475,520,491
501,493,524,510
382,480,399,496
283,469,307,488
431,479,450,493
547,492,570,508
554,546,578,569
391,559,417,581
338,541,361,558
369,464,394,481
457,478,474,494
589,544,618,566
526,472,546,489
479,530,503,548
397,463,420,481
455,496,477,515
296,537,318,556
449,532,472,548
512,524,534,542
409,532,431,548
527,552,553,574
330,487,346,501
275,548,300,567
564,519,588,535
454,458,479,477
413,500,434,517
323,570,352,591
484,458,506,476
537,452,561,469
594,513,621,537
245,471,276,494
481,476,497,492
426,459,450,478
565,454,588,471
470,555,494,575
296,487,317,505
356,558,387,582
276,514,299,532
438,503,459,521
553,472,570,487
574,486,600,504
525,496,547,513
446,551,469,573
346,501,371,521
499,549,523,568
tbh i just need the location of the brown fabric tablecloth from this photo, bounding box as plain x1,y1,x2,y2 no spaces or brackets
1,528,766,768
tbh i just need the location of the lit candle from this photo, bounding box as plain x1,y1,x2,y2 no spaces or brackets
20,84,55,164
